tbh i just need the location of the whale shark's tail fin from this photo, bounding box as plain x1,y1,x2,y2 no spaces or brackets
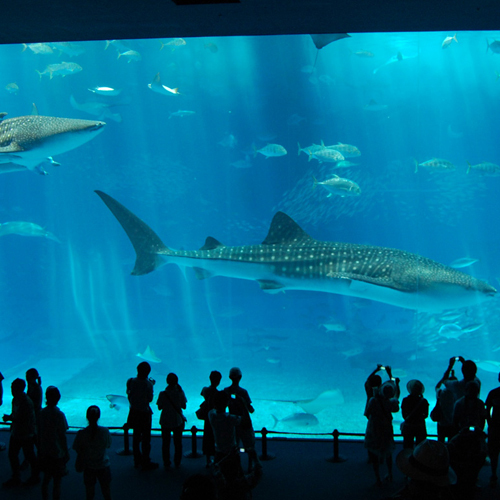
95,190,170,275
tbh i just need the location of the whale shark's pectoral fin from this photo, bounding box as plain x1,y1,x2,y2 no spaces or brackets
258,280,286,293
0,143,24,154
193,267,214,280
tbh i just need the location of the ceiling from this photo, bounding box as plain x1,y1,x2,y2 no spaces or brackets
2,0,500,45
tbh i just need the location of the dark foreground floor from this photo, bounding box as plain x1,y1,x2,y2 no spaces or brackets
0,429,498,500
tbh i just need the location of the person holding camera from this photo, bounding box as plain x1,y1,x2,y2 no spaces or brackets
126,361,158,471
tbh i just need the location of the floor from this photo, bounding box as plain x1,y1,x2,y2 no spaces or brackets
0,428,498,499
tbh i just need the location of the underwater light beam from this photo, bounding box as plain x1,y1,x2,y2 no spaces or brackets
95,191,496,313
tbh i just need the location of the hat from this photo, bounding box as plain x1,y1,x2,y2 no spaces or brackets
396,439,456,487
407,379,425,396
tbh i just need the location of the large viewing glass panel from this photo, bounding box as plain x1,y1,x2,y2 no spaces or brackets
0,32,498,435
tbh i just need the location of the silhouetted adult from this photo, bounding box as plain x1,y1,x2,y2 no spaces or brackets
447,427,487,499
73,406,112,500
200,370,221,467
401,379,429,449
364,379,400,485
26,368,43,429
126,361,158,470
485,372,500,486
435,357,480,441
157,373,187,468
38,386,69,500
224,367,262,472
208,390,243,486
0,371,5,451
394,439,456,499
452,380,486,432
2,378,39,487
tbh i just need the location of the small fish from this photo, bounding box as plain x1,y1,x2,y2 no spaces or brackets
230,156,252,169
363,99,388,112
5,83,19,94
449,257,478,269
297,142,323,157
117,50,141,63
415,158,455,173
326,142,361,158
36,62,82,79
467,161,500,176
439,311,464,321
438,323,463,339
335,160,359,168
0,221,60,242
204,42,218,53
22,43,53,55
352,50,375,58
147,73,180,96
322,323,347,332
308,144,344,163
341,347,363,358
168,110,195,119
160,38,186,50
136,345,161,363
266,358,281,364
50,42,85,57
105,40,131,53
254,143,287,158
88,87,122,96
271,412,319,429
313,175,361,197
486,39,500,54
442,34,458,49
461,323,484,333
106,394,130,411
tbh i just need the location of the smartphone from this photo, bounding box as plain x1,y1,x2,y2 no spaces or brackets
380,366,386,370
455,357,460,361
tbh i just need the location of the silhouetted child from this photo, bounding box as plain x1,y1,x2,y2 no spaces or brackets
157,373,187,468
486,371,500,486
126,361,158,470
2,378,39,487
224,367,262,473
73,405,112,500
201,371,222,467
38,386,69,500
401,379,429,449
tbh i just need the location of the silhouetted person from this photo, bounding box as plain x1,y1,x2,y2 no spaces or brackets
26,368,42,429
2,378,39,487
73,406,112,500
452,380,486,432
0,371,5,451
157,373,187,468
394,439,456,499
434,384,456,443
38,386,69,500
485,372,500,486
401,379,429,449
448,427,487,499
200,370,221,467
364,380,400,485
208,390,243,487
224,367,262,472
126,361,158,470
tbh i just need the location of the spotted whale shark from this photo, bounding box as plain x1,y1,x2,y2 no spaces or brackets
0,114,105,174
95,191,496,312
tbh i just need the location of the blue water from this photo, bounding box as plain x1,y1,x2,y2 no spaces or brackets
1,32,500,434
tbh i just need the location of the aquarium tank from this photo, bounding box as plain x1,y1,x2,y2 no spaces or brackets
0,31,499,437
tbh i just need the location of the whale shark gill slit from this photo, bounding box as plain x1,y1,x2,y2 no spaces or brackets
95,190,496,312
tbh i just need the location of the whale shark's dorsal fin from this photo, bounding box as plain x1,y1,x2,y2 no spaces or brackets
200,236,224,251
262,212,314,245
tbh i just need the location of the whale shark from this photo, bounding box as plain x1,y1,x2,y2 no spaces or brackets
0,114,105,174
95,191,497,313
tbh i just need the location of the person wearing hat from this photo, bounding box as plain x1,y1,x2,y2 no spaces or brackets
401,379,429,449
364,378,400,485
394,439,456,499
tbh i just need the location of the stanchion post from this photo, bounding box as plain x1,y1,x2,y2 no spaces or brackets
116,423,133,456
184,425,203,459
326,429,347,463
259,427,275,461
